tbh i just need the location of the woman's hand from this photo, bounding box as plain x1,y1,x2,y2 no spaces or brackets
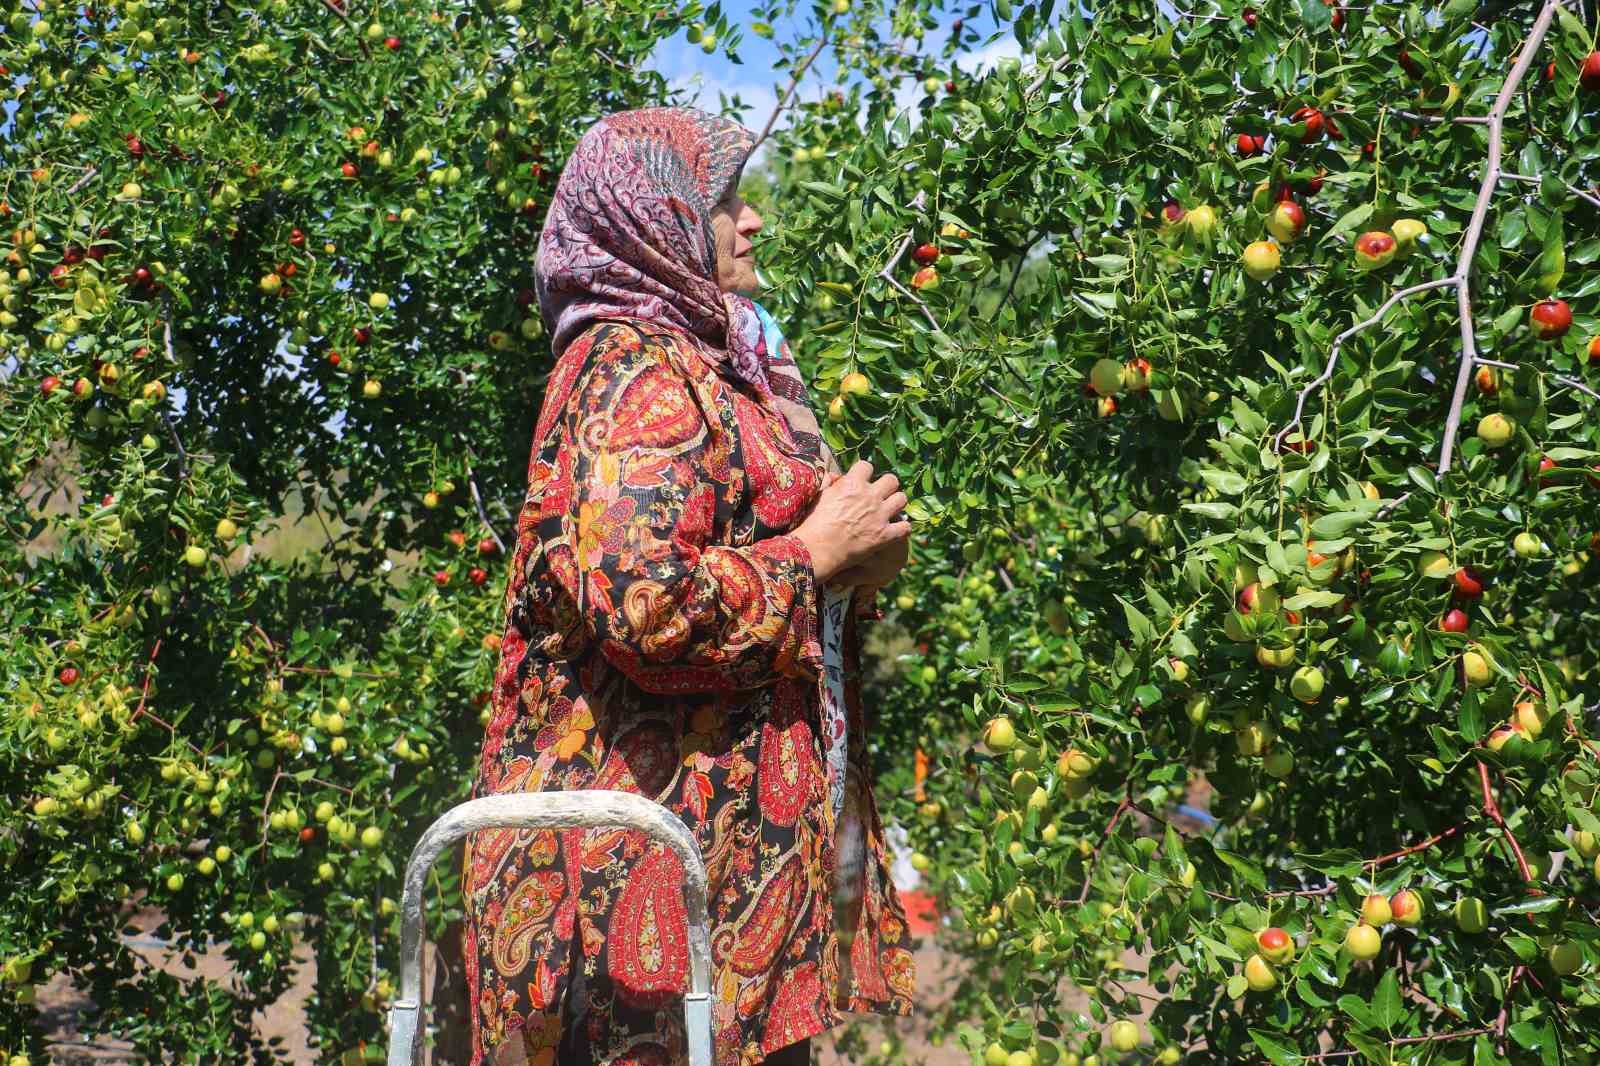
792,460,910,585
828,536,910,589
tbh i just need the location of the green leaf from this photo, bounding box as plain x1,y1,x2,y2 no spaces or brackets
1492,896,1564,916
1117,596,1155,645
1372,969,1403,1029
1309,510,1372,539
1248,1030,1301,1066
1338,993,1377,1030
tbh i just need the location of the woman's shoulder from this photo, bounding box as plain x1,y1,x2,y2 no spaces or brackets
567,318,713,380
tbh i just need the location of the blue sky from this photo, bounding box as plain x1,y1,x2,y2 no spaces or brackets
649,1,1025,161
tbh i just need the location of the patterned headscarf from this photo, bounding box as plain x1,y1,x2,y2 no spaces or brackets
534,106,837,475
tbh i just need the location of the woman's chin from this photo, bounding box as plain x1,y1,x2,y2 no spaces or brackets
722,268,764,297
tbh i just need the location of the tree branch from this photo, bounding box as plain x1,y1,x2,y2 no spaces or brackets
1499,170,1600,210
1477,759,1534,883
878,191,946,334
1438,0,1560,474
1076,797,1131,905
752,32,832,152
1275,278,1458,452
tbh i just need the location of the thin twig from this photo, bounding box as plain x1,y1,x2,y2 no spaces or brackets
159,304,191,480
1275,278,1458,451
752,31,833,151
1366,823,1463,866
1376,492,1413,518
1391,109,1491,126
1439,0,1560,474
1499,171,1600,211
64,167,99,196
320,0,371,57
1475,357,1600,401
1477,759,1533,883
1303,1028,1496,1061
1025,50,1076,97
878,191,945,334
1076,796,1131,905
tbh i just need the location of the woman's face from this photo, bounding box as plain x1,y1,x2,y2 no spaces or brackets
711,186,764,296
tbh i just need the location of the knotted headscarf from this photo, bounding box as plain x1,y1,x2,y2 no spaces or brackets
533,106,838,480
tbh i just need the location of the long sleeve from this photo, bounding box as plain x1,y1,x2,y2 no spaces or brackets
539,329,825,695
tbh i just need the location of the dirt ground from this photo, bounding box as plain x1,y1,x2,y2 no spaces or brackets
35,907,969,1066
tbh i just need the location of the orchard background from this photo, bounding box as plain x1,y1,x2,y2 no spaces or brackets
5,0,1600,1060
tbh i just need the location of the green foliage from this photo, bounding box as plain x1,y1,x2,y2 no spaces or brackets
759,0,1600,1062
0,0,696,1059
7,0,1600,1061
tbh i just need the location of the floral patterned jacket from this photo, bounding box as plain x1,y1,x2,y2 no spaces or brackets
463,318,915,1066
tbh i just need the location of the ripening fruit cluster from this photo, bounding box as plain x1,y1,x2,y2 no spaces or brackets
1241,888,1429,993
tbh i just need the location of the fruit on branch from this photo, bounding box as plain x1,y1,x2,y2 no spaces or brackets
1160,200,1186,230
183,545,207,568
1089,358,1124,397
1529,298,1571,340
1512,531,1543,558
1397,46,1422,79
1289,106,1324,143
1242,240,1280,281
1454,896,1488,933
912,242,940,266
1256,643,1295,670
1243,953,1277,991
1236,133,1265,157
1266,200,1307,244
1263,749,1294,778
910,266,939,290
1589,336,1600,363
1392,218,1427,253
1242,6,1257,26
1452,567,1483,599
840,372,871,397
1237,582,1279,616
1581,52,1600,91
1289,666,1324,704
1389,889,1422,927
1057,748,1097,779
984,716,1017,751
1440,609,1469,634
1256,926,1294,964
1475,413,1515,448
1461,648,1492,687
1343,923,1382,960
1513,700,1548,739
1234,720,1275,756
1548,941,1583,976
1360,893,1392,926
1186,204,1218,241
1123,358,1152,393
1108,1021,1141,1053
1353,231,1396,270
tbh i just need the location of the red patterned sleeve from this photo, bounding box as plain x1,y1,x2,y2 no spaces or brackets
540,328,825,694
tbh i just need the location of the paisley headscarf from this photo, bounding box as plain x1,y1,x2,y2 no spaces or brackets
533,106,838,479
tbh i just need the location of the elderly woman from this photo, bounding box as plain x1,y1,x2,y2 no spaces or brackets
461,107,917,1066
